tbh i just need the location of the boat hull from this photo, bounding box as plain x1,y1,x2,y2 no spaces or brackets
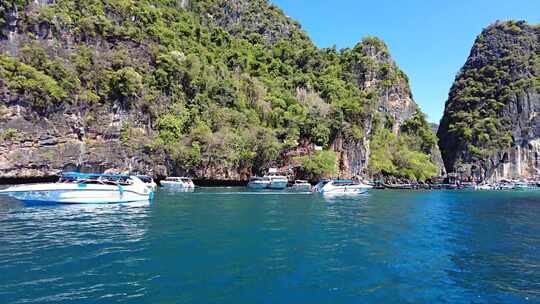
0,183,151,204
514,183,532,190
268,181,288,190
161,182,194,190
321,187,369,195
314,180,372,195
247,182,270,189
475,186,493,190
291,185,312,191
146,182,158,192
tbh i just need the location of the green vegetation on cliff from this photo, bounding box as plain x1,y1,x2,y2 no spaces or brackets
0,0,438,179
369,111,438,181
438,21,540,172
294,150,338,177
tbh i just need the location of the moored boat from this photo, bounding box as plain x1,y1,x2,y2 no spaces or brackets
0,172,152,204
313,179,372,195
496,180,515,190
513,181,530,190
247,174,288,190
445,183,458,190
370,180,386,189
384,183,414,190
136,175,157,192
430,183,444,190
160,177,195,190
267,175,288,190
459,182,476,190
247,176,271,189
475,184,494,190
290,180,312,191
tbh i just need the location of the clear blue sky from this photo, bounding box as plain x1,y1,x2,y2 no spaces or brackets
271,0,540,123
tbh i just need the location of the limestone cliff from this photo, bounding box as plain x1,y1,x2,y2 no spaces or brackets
0,0,439,181
333,38,423,178
438,21,540,181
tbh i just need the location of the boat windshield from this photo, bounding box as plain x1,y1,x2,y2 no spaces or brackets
181,178,192,183
60,172,132,185
315,180,330,188
137,176,153,183
251,177,270,181
333,180,356,186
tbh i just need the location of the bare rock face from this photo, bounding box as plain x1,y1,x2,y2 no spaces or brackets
0,104,160,179
350,39,417,131
490,90,540,180
331,131,369,178
428,124,446,175
476,89,540,180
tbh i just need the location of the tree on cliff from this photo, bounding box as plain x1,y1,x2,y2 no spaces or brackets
0,0,439,180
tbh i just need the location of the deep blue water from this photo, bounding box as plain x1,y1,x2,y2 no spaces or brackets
1,189,540,303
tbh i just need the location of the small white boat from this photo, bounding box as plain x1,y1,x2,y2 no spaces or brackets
497,181,515,190
513,181,530,190
267,175,288,190
247,176,271,189
291,180,311,191
136,175,157,192
475,184,494,190
160,177,195,190
0,173,152,204
313,179,372,195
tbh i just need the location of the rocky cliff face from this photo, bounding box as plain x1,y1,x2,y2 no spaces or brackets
333,38,422,178
0,103,164,178
438,21,540,181
428,123,446,174
0,0,439,181
348,39,417,130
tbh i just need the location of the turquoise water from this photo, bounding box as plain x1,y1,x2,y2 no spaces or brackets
1,188,539,303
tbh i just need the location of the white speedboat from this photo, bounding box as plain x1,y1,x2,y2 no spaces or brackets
247,176,271,189
514,181,531,190
497,181,515,190
267,175,288,190
475,184,494,190
0,173,152,204
247,175,288,190
291,180,311,191
136,175,157,192
313,179,372,195
160,177,195,190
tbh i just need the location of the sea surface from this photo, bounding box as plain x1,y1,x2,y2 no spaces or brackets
0,188,539,303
